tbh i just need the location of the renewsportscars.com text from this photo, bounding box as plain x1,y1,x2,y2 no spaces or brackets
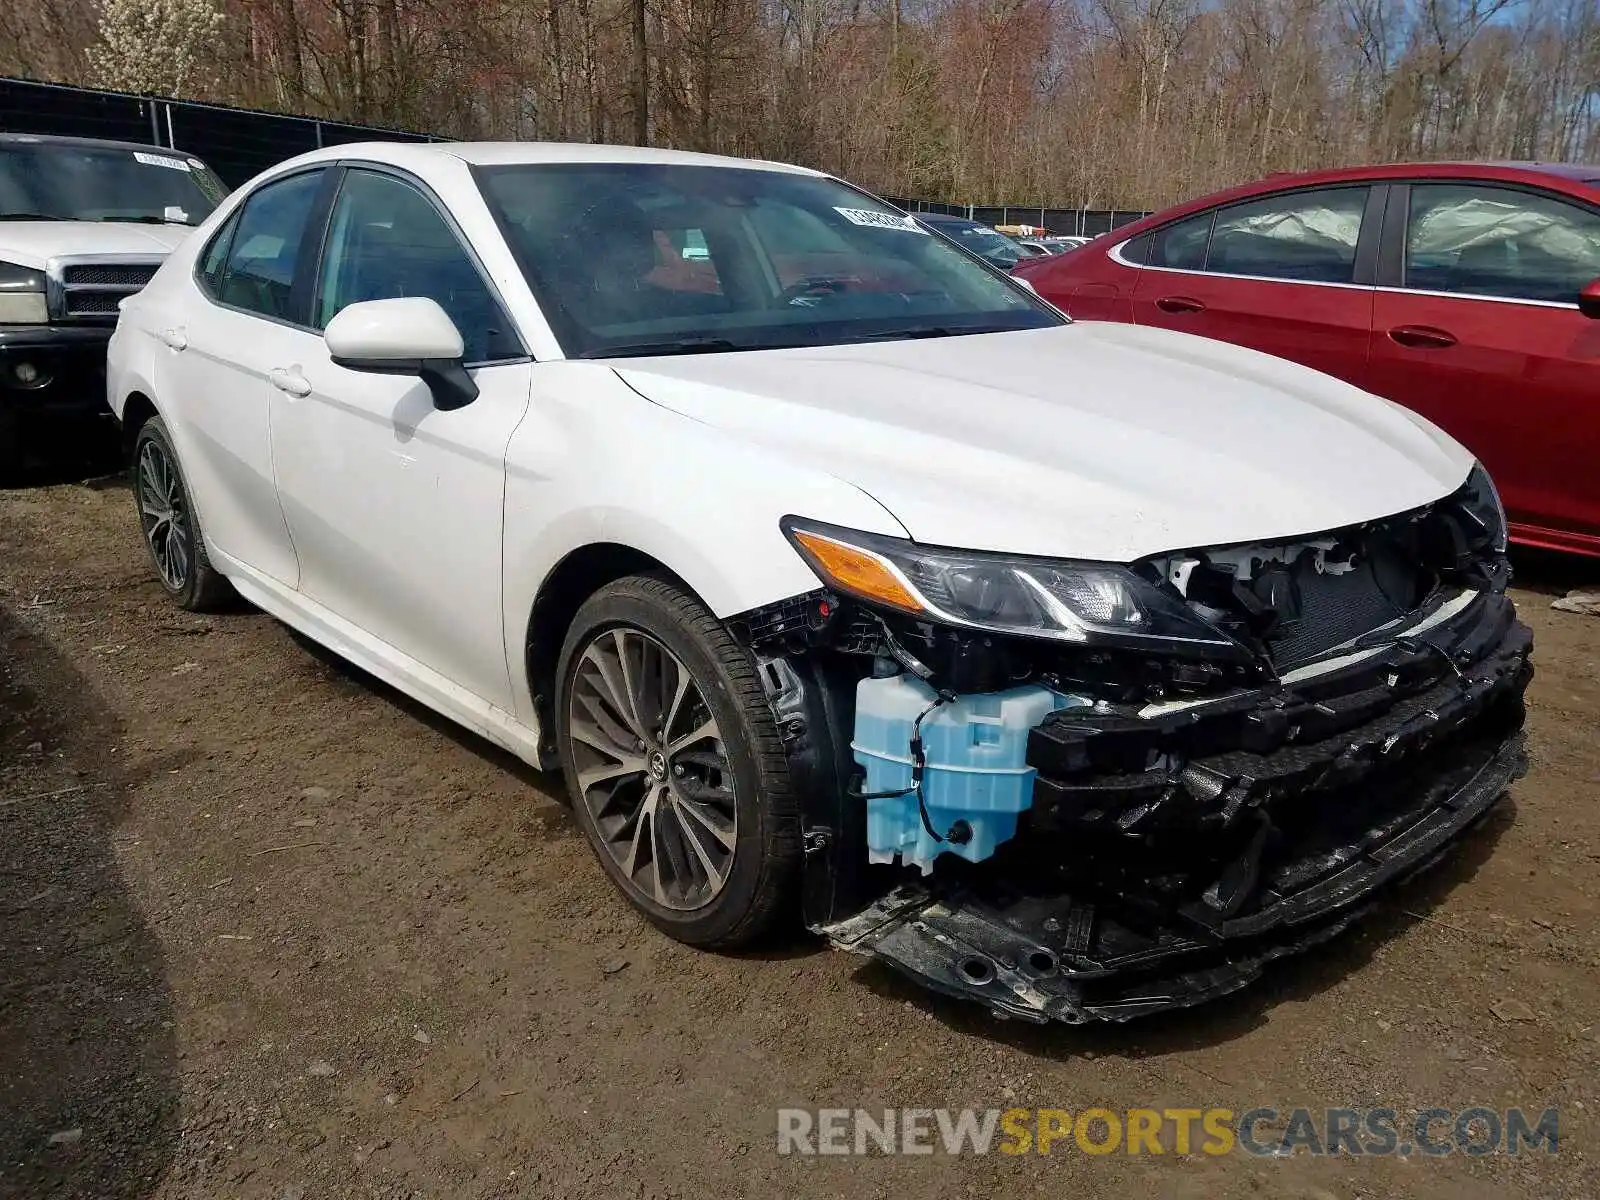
776,1106,1559,1157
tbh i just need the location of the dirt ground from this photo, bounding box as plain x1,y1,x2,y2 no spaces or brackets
1,463,1597,1200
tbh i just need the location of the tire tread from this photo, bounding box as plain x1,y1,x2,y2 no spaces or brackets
559,574,802,949
133,416,234,612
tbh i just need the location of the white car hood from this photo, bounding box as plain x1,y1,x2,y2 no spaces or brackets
0,221,190,270
613,322,1474,563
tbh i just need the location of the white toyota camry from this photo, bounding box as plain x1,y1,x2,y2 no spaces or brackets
107,143,1530,1023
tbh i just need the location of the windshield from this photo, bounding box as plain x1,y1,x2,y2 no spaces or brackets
926,220,1024,269
475,163,1060,358
0,143,226,225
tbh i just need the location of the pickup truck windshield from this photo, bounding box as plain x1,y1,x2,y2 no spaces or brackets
475,162,1062,358
0,144,225,225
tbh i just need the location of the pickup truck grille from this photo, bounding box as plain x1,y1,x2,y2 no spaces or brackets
62,263,159,289
64,292,126,315
47,256,163,323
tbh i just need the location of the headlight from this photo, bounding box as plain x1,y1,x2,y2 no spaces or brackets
782,517,1246,656
0,260,48,324
1459,462,1507,553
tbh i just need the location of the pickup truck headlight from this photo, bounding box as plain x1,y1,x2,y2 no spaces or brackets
0,261,48,324
782,517,1246,657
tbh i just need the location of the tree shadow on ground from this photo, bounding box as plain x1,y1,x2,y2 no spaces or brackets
0,604,179,1199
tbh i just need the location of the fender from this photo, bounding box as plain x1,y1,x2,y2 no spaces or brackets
499,362,907,723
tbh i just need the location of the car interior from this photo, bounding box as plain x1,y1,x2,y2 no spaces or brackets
1407,236,1587,303
318,207,511,360
1206,229,1355,281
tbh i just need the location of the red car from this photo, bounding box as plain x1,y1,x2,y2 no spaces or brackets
1015,162,1600,557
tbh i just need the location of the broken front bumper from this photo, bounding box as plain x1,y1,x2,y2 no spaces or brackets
814,590,1532,1024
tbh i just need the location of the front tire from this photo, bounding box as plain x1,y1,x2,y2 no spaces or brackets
556,575,801,948
131,416,233,611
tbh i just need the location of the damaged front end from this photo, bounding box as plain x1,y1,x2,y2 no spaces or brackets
730,467,1531,1024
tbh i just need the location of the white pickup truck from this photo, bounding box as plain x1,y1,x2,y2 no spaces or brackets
0,132,226,478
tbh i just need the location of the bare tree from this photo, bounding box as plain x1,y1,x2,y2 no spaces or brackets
13,0,1598,208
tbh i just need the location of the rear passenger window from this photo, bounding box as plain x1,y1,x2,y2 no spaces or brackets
1148,212,1212,270
217,170,323,321
1205,187,1368,283
197,210,240,298
1119,231,1152,263
1405,183,1600,303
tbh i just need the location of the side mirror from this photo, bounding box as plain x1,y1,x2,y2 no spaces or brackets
1579,278,1600,320
324,297,479,410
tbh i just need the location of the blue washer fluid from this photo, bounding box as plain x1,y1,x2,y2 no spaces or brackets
851,673,1087,874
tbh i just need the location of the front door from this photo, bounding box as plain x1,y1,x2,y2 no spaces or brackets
1365,181,1600,548
266,165,532,710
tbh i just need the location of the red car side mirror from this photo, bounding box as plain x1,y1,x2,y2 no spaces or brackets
1580,278,1600,320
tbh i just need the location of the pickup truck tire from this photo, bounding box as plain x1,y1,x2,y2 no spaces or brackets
131,416,233,611
556,575,801,948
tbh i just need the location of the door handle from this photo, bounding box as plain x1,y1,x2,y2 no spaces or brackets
268,367,312,398
1388,324,1456,349
158,327,187,351
1156,295,1206,314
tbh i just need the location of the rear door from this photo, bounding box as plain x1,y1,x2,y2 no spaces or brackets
160,168,329,587
1128,185,1382,386
1366,181,1600,549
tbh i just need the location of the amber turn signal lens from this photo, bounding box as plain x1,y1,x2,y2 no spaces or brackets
791,530,924,614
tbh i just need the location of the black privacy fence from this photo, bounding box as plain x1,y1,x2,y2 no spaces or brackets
1,76,1147,229
0,76,433,187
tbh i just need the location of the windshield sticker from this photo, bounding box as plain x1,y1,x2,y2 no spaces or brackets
134,151,191,172
833,207,928,233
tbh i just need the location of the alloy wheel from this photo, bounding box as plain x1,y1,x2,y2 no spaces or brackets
136,438,190,591
567,627,737,911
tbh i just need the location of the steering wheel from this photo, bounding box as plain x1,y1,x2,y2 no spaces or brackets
777,276,852,306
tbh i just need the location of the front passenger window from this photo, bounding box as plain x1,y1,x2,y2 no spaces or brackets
1405,184,1600,303
315,169,521,363
217,170,323,321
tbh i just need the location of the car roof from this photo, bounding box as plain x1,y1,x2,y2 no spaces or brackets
0,131,211,159
917,213,981,227
1252,160,1600,188
270,139,822,176
1116,159,1600,237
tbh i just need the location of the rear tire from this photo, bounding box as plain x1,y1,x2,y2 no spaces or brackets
556,575,801,948
131,416,233,611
